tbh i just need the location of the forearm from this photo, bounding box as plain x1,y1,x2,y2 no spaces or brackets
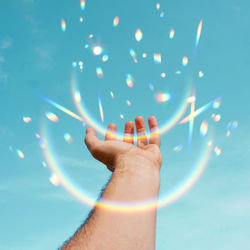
63,157,160,250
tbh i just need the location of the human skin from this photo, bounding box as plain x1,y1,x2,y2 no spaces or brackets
62,116,162,250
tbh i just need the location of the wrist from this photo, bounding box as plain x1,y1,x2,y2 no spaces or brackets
114,154,161,185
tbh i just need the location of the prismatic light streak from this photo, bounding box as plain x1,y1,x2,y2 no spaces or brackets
98,92,104,123
194,20,203,54
37,93,84,122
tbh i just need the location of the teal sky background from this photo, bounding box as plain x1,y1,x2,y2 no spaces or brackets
0,0,250,249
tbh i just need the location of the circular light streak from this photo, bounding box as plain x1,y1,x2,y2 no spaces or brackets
41,118,213,213
71,72,191,140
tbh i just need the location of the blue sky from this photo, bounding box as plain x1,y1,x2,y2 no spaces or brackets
0,0,250,249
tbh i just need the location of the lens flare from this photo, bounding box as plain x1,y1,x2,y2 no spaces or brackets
61,19,66,32
80,0,85,10
126,73,134,87
156,3,160,10
198,71,204,78
113,16,119,27
135,29,143,42
213,97,222,109
110,91,114,98
64,133,73,143
154,53,161,64
214,146,221,156
129,49,137,62
23,116,32,123
50,173,60,186
17,149,24,159
182,56,188,66
149,82,154,91
161,72,166,78
93,46,103,56
169,29,175,39
173,144,183,152
155,92,171,103
126,100,132,106
200,120,208,136
96,67,104,78
102,54,109,62
45,112,59,123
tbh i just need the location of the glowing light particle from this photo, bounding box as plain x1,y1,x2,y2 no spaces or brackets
173,144,183,152
227,121,238,136
211,113,221,122
208,141,213,147
61,19,66,32
98,93,104,122
110,91,114,98
156,3,160,9
35,133,40,139
64,133,73,143
135,29,143,42
120,114,124,119
161,72,166,78
50,173,60,186
113,16,119,27
149,82,154,91
89,34,93,39
39,137,46,148
155,92,171,103
129,49,137,59
17,149,24,159
200,120,208,136
42,161,47,168
45,112,59,123
154,53,161,64
213,98,222,109
126,100,131,106
80,17,83,22
80,0,85,10
102,54,109,62
93,46,103,56
160,12,164,18
126,74,134,87
169,29,175,39
176,70,182,75
198,71,204,78
85,43,89,49
195,20,203,53
23,116,31,123
96,67,104,78
182,56,188,66
142,53,147,58
72,62,77,68
214,146,221,156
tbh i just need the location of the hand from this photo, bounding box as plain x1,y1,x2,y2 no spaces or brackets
84,116,162,172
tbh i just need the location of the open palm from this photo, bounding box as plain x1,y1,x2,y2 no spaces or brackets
84,116,162,172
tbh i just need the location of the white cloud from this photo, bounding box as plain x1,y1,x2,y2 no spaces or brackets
34,45,56,71
0,37,13,49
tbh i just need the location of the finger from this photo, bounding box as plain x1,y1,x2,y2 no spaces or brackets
148,116,160,147
123,121,134,144
84,128,101,152
135,116,148,146
105,124,117,141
